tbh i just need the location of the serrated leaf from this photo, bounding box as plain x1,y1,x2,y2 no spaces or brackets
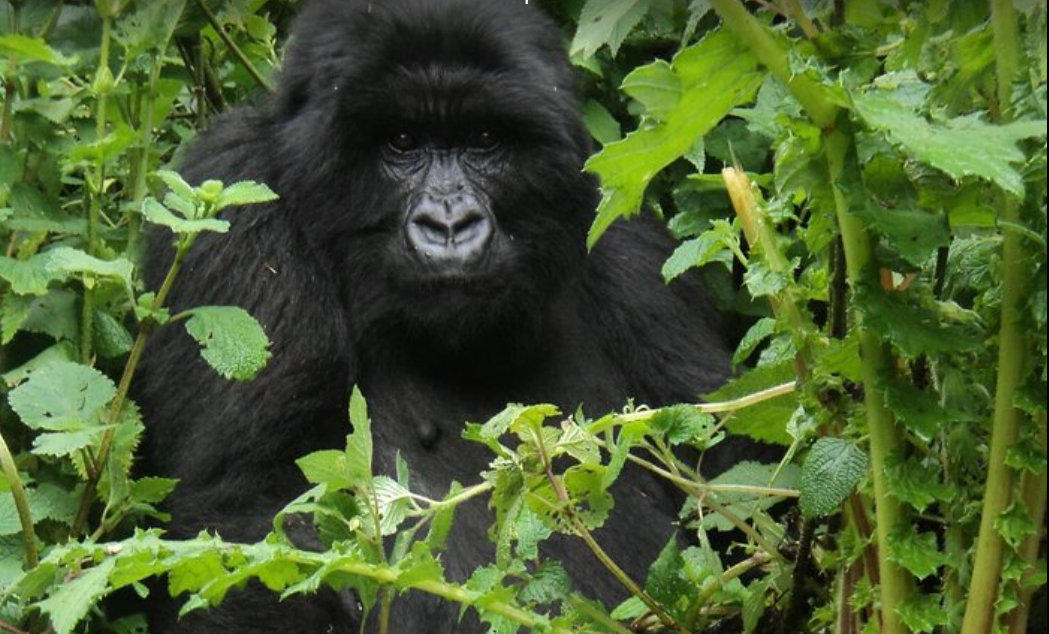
8,361,116,431
621,60,682,119
142,197,229,234
0,253,59,295
215,181,279,211
519,561,570,604
587,29,764,247
887,525,950,579
897,593,949,634
650,404,716,446
995,502,1038,548
296,450,354,491
156,170,195,203
45,247,134,290
570,0,650,58
884,457,953,512
583,100,621,145
35,557,116,634
183,306,271,381
852,205,949,266
799,438,868,518
852,90,1047,196
0,34,78,66
855,281,983,358
705,361,797,445
346,386,373,484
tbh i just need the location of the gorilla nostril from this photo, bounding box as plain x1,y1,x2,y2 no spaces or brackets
413,215,451,245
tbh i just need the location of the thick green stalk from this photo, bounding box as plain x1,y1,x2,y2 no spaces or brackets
81,14,113,364
826,131,913,634
707,0,837,129
0,3,20,143
961,2,1029,631
0,422,37,568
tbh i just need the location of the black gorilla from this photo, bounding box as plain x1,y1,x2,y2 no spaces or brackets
136,0,732,631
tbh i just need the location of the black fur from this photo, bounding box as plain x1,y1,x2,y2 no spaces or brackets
135,1,732,631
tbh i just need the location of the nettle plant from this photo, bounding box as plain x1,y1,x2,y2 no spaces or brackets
1,1,1047,634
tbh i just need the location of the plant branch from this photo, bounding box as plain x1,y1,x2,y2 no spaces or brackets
618,381,796,422
961,2,1030,632
0,422,37,568
781,0,819,39
192,0,273,92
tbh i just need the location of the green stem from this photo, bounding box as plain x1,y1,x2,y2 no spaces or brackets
961,2,1029,632
70,240,193,536
0,422,37,568
126,54,161,262
533,427,685,633
192,0,273,92
0,3,20,143
616,380,796,423
826,130,913,634
81,14,113,364
708,0,838,129
1006,417,1047,634
781,0,819,39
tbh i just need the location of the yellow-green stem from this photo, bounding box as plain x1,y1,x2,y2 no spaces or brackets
826,130,913,634
961,1,1030,631
0,422,37,568
71,240,193,536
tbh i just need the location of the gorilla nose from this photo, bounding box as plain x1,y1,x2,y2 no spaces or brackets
406,194,493,263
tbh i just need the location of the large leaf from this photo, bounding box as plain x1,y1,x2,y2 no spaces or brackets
586,29,764,247
570,0,650,58
799,437,868,518
183,306,271,380
852,90,1047,197
8,361,116,431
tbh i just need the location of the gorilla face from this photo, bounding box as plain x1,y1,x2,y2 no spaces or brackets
270,0,598,347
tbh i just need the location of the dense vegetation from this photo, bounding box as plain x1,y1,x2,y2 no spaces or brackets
0,1,1045,633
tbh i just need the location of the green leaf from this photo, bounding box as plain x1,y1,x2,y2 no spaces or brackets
700,461,800,532
649,404,716,446
345,386,373,484
142,197,229,234
582,100,621,145
296,450,354,491
45,247,134,291
93,309,134,359
586,29,764,247
855,281,983,358
183,306,271,381
0,34,78,66
644,539,693,620
705,361,797,445
799,438,868,518
8,361,116,431
519,561,570,605
156,170,195,204
34,557,117,634
662,219,737,282
884,456,953,512
570,0,650,58
852,205,949,266
852,90,1047,197
995,502,1038,548
0,253,59,295
887,525,950,579
897,593,950,634
621,60,682,119
215,181,279,211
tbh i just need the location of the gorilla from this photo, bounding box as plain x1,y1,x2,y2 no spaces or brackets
136,0,733,631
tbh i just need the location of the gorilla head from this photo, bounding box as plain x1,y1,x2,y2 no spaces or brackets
270,0,597,350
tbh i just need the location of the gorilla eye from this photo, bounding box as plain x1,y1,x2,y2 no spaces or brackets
389,132,418,153
472,130,499,150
